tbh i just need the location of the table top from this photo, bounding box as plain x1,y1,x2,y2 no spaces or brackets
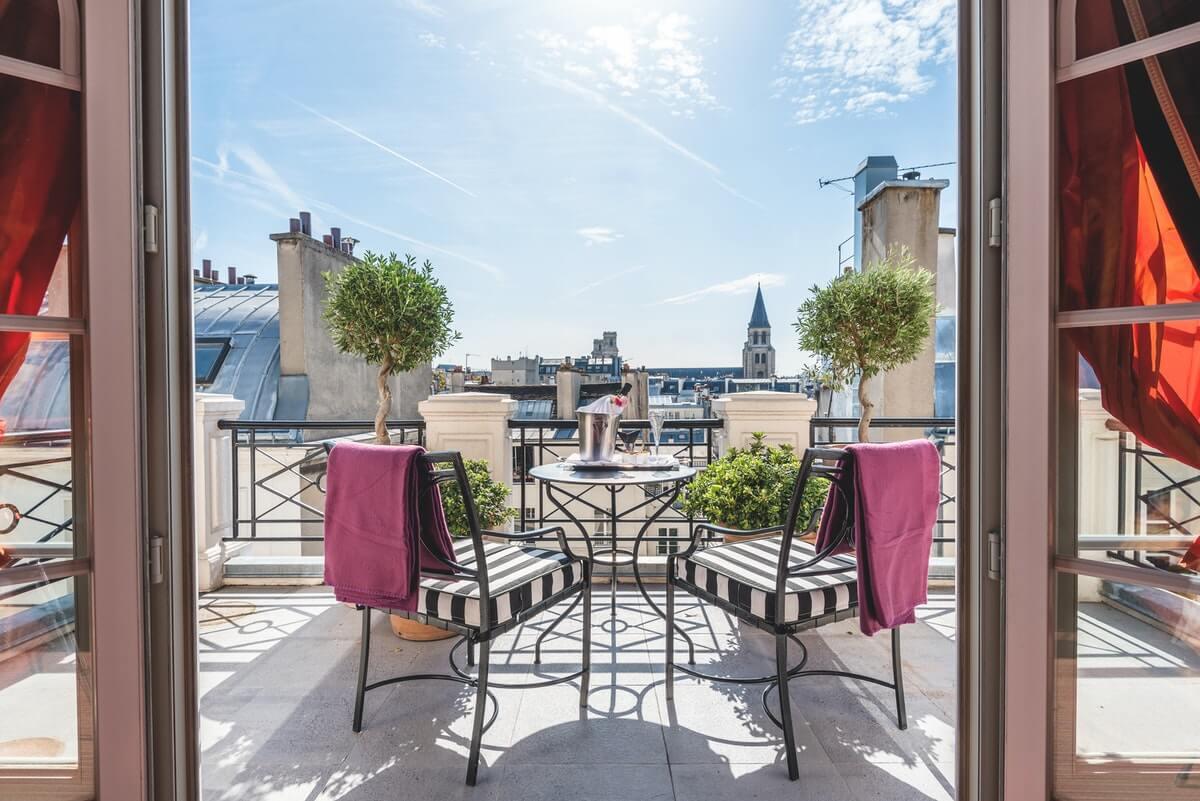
528,460,698,486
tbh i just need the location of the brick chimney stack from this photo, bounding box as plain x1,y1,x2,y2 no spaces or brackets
227,266,237,284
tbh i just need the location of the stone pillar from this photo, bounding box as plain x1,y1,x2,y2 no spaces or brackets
621,364,650,418
556,362,582,419
448,367,465,393
419,392,517,486
711,391,817,452
194,393,245,591
1077,389,1121,536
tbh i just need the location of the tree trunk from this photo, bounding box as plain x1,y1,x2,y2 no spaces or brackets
857,374,874,444
375,355,394,444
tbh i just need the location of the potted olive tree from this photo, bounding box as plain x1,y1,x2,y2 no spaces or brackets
793,247,936,443
682,433,830,542
324,251,459,640
323,251,459,443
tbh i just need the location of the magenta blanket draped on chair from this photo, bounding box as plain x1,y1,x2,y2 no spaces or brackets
323,442,457,611
815,440,940,636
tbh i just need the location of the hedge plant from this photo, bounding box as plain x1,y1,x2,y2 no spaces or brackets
440,459,516,537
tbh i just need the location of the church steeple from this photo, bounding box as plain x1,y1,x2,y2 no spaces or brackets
748,283,770,328
742,283,775,379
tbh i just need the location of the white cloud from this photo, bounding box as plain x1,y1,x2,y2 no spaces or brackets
564,265,644,298
775,0,956,124
529,12,719,116
576,226,623,246
193,228,208,252
397,0,442,17
292,100,476,198
418,32,445,48
656,273,786,306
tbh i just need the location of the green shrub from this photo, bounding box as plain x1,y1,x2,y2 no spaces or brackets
682,433,830,533
440,459,516,537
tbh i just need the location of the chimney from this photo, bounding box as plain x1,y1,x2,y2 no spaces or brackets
342,235,358,257
243,274,257,285
322,234,334,247
299,211,312,236
289,217,301,234
330,227,341,250
193,269,200,280
227,266,237,284
202,258,213,280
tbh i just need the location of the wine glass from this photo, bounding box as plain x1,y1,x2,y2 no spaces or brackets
648,409,667,457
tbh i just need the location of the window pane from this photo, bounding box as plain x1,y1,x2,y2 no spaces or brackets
0,574,92,799
1058,42,1200,311
1074,0,1200,61
0,1,62,69
1067,325,1200,575
0,333,76,562
1053,574,1199,797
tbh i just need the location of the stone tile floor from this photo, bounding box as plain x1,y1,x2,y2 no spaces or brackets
199,585,958,801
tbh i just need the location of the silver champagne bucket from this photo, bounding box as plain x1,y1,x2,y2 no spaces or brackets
577,411,617,462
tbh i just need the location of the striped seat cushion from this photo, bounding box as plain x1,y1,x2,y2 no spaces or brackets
676,537,857,625
418,539,582,629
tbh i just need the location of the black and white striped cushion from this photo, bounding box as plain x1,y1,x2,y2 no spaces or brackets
419,539,581,628
677,537,857,624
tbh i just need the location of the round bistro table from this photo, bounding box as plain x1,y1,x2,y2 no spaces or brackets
527,460,698,662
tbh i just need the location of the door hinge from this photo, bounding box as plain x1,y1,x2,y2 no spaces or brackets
987,529,1004,581
143,203,160,254
149,534,164,584
987,197,1002,248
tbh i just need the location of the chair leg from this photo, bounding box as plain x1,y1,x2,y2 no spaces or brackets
465,639,491,786
467,639,475,668
665,572,675,701
891,627,908,730
352,606,371,733
579,568,592,707
775,634,799,780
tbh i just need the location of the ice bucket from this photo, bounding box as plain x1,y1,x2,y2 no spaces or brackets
577,410,617,462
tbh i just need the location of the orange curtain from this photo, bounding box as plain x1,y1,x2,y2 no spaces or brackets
1060,1,1200,567
0,1,81,403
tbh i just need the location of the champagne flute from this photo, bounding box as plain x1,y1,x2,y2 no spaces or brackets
649,409,667,457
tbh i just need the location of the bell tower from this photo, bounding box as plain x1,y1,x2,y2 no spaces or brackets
741,284,775,379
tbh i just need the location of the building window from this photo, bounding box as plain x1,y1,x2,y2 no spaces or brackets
195,337,231,386
524,507,537,521
657,526,680,555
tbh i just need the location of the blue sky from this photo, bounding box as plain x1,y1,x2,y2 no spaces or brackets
190,0,957,374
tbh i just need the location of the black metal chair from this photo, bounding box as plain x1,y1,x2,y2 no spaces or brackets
665,446,907,780
338,449,591,786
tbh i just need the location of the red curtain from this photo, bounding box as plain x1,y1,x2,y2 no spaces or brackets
0,1,82,404
1060,1,1200,567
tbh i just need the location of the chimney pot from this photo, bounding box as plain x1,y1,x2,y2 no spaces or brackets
323,234,334,247
228,266,237,284
289,217,301,234
331,227,342,250
202,258,213,279
243,274,257,284
299,211,312,236
193,269,201,279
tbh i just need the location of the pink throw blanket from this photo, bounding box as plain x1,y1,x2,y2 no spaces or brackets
815,440,940,636
323,441,457,611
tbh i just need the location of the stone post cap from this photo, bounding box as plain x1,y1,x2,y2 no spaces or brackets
419,392,517,417
194,392,246,416
712,391,817,413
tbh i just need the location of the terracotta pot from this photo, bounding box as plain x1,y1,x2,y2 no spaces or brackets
389,615,456,641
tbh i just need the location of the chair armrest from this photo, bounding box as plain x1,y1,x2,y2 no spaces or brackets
480,526,586,562
694,523,786,540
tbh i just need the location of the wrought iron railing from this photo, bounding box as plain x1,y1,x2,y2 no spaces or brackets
1111,429,1199,569
510,418,723,557
216,419,425,541
0,428,74,601
808,417,957,549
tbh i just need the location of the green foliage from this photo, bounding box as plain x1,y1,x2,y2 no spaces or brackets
682,433,830,532
322,251,460,373
440,459,516,538
793,247,936,388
